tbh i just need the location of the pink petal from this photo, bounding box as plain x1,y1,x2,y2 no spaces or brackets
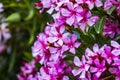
66,15,75,26
72,69,82,76
112,49,120,56
93,44,99,52
95,0,103,7
111,41,120,48
47,37,58,43
95,71,102,78
61,8,71,17
74,56,81,66
70,47,75,54
90,67,98,73
71,34,77,42
80,71,86,78
109,68,118,74
62,76,69,80
74,42,81,48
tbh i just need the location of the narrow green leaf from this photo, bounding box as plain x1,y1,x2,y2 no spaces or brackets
6,12,21,22
25,8,34,21
107,6,116,15
94,16,106,34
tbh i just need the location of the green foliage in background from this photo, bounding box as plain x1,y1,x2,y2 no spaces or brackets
0,0,52,80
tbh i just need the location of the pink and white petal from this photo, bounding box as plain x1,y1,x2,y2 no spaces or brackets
76,15,83,22
66,15,75,26
47,8,54,14
47,37,58,43
70,47,76,54
74,42,81,48
80,71,86,78
62,76,69,80
72,69,82,76
95,71,102,78
59,26,65,34
87,1,94,10
67,2,74,11
49,47,57,53
111,41,120,48
74,56,81,66
93,44,99,52
95,0,103,7
112,49,120,56
76,0,84,4
57,39,63,46
61,8,71,17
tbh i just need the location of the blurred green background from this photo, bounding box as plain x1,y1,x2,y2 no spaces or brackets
0,0,52,80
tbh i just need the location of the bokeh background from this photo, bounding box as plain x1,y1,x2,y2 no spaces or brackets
0,0,52,79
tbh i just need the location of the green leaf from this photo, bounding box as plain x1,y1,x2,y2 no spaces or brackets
6,12,21,22
25,8,34,21
107,6,116,15
94,16,106,34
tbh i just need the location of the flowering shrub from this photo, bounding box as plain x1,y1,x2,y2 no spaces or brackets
2,0,119,80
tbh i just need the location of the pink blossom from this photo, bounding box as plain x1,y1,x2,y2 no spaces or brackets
60,2,83,26
103,19,120,38
17,61,38,80
72,56,90,78
63,34,81,54
90,59,106,78
86,0,103,10
47,25,69,46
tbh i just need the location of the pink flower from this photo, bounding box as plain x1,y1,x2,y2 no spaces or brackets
111,41,120,56
63,34,81,54
103,19,120,38
102,45,116,64
47,25,69,46
90,59,106,78
61,2,83,26
86,0,103,10
17,61,38,80
72,56,90,78
104,0,113,11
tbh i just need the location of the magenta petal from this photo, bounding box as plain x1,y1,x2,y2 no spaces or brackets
95,71,102,78
93,44,99,52
71,34,77,42
90,67,98,73
109,68,118,74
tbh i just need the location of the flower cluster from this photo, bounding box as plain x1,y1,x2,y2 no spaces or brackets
17,60,39,80
18,0,120,80
104,0,120,16
103,19,120,38
72,41,120,80
35,0,100,31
